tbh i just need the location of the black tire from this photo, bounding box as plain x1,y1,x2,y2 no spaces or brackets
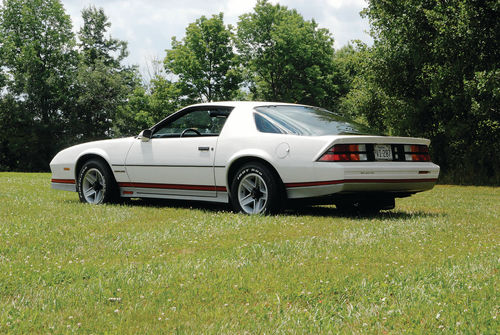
77,159,119,204
230,162,281,214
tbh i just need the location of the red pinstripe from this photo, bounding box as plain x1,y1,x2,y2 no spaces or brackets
51,179,76,184
118,182,227,192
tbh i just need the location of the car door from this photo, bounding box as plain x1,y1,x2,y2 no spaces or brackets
124,107,231,198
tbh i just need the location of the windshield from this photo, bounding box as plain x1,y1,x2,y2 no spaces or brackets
254,105,377,136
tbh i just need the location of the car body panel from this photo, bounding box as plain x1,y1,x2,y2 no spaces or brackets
124,136,220,197
50,101,440,206
50,137,136,191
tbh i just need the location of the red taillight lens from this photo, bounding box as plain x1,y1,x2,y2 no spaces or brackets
332,144,359,153
319,144,366,162
405,145,431,161
411,145,429,153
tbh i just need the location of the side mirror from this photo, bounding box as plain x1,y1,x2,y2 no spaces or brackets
138,129,152,142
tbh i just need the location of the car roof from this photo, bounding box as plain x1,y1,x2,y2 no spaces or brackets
187,101,305,110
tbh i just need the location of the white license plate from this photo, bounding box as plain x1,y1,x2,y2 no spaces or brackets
374,144,393,160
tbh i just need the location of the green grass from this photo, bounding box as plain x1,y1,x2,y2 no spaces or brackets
0,172,498,334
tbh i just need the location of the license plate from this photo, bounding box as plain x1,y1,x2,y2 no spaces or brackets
374,144,393,160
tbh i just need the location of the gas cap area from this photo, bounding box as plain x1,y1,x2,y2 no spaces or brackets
276,142,290,159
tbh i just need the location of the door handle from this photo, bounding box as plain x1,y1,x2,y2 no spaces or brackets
198,146,210,151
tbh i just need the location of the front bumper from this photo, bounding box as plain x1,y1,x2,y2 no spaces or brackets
51,179,76,192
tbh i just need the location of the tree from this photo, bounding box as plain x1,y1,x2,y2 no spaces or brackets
71,6,137,141
363,0,500,184
165,13,241,102
78,6,127,68
0,94,29,171
114,76,184,136
236,0,342,110
0,0,77,171
334,42,391,133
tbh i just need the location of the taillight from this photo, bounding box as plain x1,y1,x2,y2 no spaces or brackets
319,144,368,162
404,145,430,162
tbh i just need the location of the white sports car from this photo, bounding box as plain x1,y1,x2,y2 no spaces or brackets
50,101,440,214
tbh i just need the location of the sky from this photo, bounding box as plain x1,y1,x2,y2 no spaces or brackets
61,0,372,73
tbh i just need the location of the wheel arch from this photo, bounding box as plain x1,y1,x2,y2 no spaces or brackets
226,156,286,200
75,152,114,182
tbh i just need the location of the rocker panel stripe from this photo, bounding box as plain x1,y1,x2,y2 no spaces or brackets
51,179,76,184
118,182,227,192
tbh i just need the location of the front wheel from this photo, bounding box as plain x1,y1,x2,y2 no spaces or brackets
77,159,118,204
230,163,281,214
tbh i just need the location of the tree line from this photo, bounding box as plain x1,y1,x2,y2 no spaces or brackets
0,0,498,184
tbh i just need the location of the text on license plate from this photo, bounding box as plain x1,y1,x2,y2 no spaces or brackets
374,144,393,160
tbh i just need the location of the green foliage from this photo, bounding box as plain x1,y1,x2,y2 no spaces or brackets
362,0,500,184
114,77,185,136
70,6,137,141
0,1,137,171
0,95,31,171
147,76,186,122
78,6,128,67
1,0,498,185
236,0,342,110
0,0,77,171
1,173,499,332
335,42,387,132
116,13,242,135
114,86,152,136
70,60,136,141
165,13,241,102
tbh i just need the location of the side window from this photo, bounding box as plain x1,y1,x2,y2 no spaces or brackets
254,113,284,134
153,109,231,138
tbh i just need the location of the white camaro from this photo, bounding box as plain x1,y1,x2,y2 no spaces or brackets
50,101,440,214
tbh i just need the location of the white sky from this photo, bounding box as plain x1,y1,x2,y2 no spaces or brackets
61,0,372,72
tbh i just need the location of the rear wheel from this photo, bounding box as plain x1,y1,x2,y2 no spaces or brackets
77,159,119,204
230,163,281,214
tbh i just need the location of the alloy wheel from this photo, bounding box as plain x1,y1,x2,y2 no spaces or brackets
82,168,106,204
237,173,268,214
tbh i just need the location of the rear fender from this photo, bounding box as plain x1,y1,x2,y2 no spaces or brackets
225,149,279,187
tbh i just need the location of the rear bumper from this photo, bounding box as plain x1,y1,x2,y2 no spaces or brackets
285,178,437,198
285,162,439,199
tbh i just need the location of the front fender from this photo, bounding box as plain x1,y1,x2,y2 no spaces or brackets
76,148,112,170
50,137,134,184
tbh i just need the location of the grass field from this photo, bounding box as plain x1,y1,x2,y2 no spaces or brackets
0,173,498,333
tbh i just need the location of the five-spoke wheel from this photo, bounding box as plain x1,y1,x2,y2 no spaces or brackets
81,168,106,204
230,162,281,214
77,159,118,204
237,172,269,214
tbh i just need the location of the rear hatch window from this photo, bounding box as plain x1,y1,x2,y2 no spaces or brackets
254,105,378,136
